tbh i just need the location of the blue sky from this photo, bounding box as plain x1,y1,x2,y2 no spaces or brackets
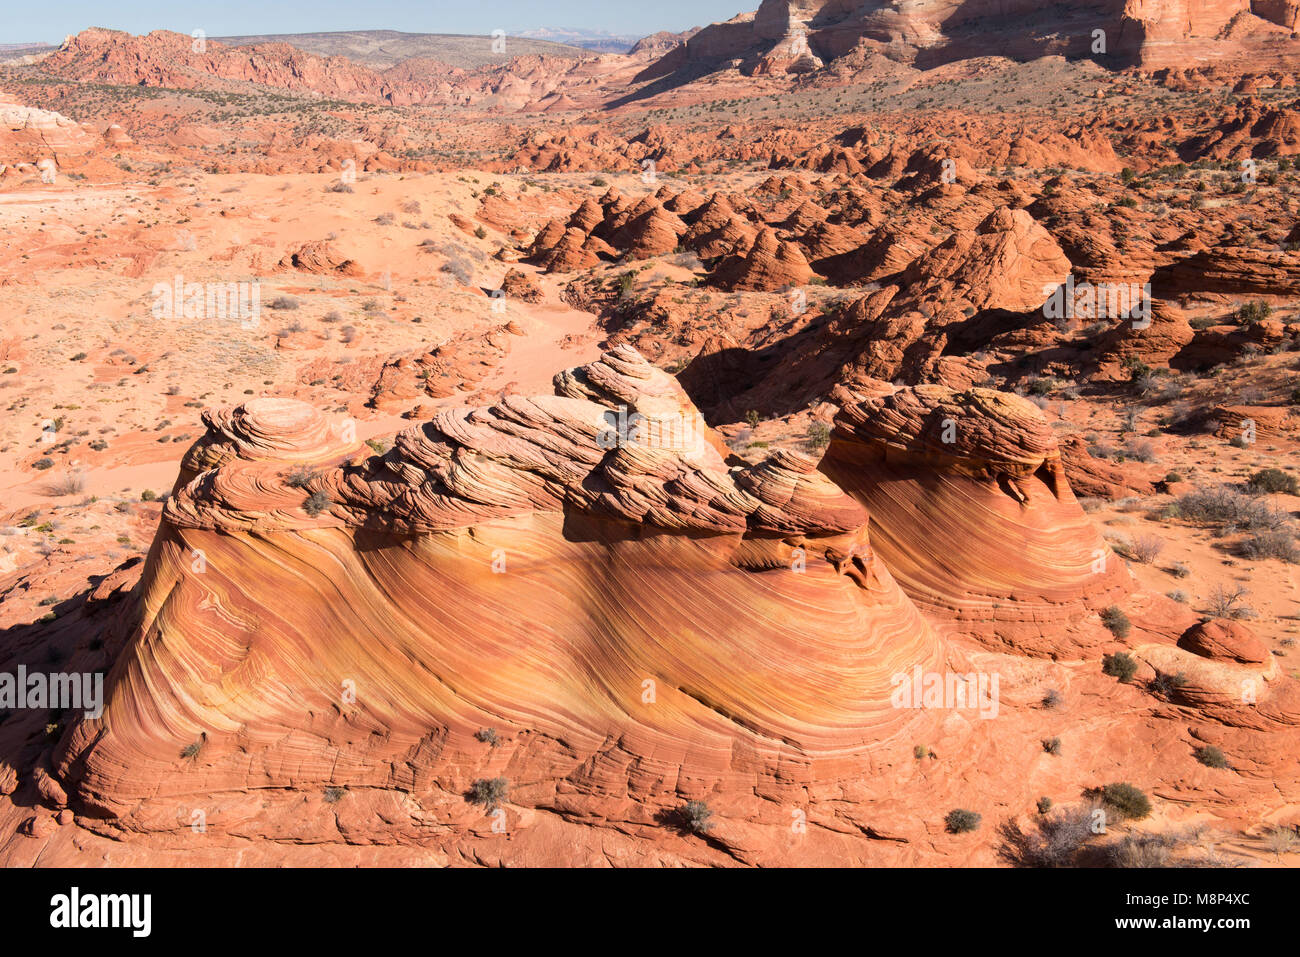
5,0,745,44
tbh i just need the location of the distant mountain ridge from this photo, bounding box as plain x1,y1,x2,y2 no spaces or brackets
214,29,591,69
514,27,644,54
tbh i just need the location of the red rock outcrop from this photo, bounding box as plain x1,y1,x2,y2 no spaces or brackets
54,348,949,847
821,383,1133,655
708,227,814,291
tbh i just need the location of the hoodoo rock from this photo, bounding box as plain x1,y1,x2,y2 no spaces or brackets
708,227,815,291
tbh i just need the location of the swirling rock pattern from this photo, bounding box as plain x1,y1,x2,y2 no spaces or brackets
56,346,944,830
821,382,1133,656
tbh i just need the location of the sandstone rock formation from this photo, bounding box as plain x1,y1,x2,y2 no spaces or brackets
54,348,950,834
821,382,1132,655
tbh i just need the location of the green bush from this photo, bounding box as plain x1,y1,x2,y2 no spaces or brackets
1247,468,1298,495
1102,651,1138,681
1102,782,1151,820
806,421,832,450
1101,606,1132,638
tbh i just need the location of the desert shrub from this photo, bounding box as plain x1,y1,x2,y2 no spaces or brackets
1043,737,1062,755
1207,583,1254,618
475,728,499,746
1237,529,1300,563
302,491,332,517
374,212,395,226
440,256,473,286
474,226,487,239
1103,831,1192,867
1176,486,1286,531
267,295,299,310
43,473,85,497
180,740,203,759
1127,535,1163,564
284,467,319,489
326,181,353,193
32,458,53,470
914,745,929,758
999,805,1095,867
1170,561,1191,578
1100,606,1132,638
945,809,981,833
1041,688,1062,709
1123,439,1157,463
322,786,345,803
806,421,832,450
140,489,157,501
1247,468,1298,495
1238,301,1272,324
1265,826,1297,859
468,776,509,809
1102,782,1151,820
1167,589,1190,603
1102,651,1138,681
1149,670,1187,699
1194,745,1231,769
679,799,713,834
